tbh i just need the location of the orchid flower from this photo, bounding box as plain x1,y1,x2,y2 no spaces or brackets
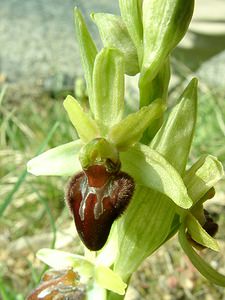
27,1,225,299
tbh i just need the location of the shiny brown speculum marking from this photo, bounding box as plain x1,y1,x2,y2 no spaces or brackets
66,165,135,251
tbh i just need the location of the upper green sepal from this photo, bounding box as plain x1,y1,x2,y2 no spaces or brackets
92,13,139,75
108,98,165,151
92,48,125,132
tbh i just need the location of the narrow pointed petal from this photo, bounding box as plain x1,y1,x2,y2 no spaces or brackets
179,224,225,287
109,98,165,150
92,48,124,130
74,8,97,103
120,143,192,209
95,265,127,295
186,214,219,252
64,95,99,142
27,140,83,176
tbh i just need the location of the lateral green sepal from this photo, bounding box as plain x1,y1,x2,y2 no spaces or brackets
179,224,225,287
92,13,139,75
27,140,83,176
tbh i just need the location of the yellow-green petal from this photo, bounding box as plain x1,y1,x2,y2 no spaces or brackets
95,265,127,295
108,98,165,150
64,95,99,142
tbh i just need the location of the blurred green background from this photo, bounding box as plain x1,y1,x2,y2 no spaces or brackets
0,0,225,299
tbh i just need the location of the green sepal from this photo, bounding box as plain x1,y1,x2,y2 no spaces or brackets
92,48,124,131
94,265,127,295
37,248,126,295
151,78,198,175
184,155,224,205
92,13,139,76
186,214,220,252
139,0,194,104
108,98,165,151
121,143,192,209
74,8,97,104
36,248,94,280
119,0,143,62
63,95,99,142
27,140,83,176
179,224,225,287
114,185,176,281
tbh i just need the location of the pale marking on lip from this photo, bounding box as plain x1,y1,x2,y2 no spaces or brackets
79,177,115,220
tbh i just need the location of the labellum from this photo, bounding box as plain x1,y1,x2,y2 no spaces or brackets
66,163,135,251
26,269,85,300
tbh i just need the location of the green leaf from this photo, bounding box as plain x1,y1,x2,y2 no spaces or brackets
95,265,127,295
36,248,94,279
139,0,194,104
63,95,99,142
92,13,139,76
92,48,124,131
184,155,224,205
179,224,225,287
74,8,97,104
151,78,198,175
114,185,176,281
108,98,165,150
119,0,143,62
120,143,192,209
27,140,83,176
186,214,219,251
